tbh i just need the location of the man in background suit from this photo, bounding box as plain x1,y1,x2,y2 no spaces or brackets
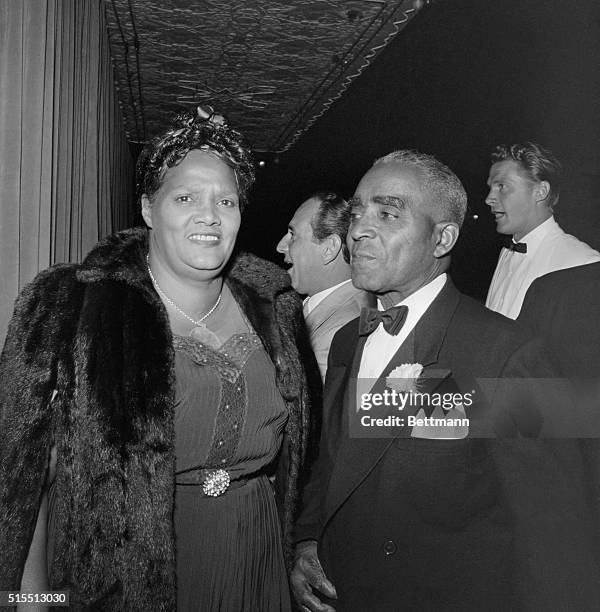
485,142,599,319
277,192,371,381
291,151,600,611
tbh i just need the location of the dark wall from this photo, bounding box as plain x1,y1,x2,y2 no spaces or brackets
242,0,600,301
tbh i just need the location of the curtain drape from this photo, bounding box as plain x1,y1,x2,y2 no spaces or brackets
0,0,134,343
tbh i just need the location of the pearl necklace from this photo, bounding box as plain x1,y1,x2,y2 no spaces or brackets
146,255,222,327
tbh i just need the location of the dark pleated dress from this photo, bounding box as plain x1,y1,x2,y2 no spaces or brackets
172,294,291,611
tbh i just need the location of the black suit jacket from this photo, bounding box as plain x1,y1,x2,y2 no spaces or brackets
296,278,600,611
518,261,600,377
518,261,600,599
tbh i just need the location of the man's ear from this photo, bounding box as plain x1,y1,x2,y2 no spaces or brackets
321,234,343,265
534,180,550,205
141,194,153,228
433,222,460,258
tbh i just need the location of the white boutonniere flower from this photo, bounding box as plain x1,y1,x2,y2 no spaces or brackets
386,363,424,394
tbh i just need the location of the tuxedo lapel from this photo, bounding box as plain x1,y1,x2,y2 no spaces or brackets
383,281,459,429
322,279,462,529
323,318,414,527
321,320,362,457
412,279,461,369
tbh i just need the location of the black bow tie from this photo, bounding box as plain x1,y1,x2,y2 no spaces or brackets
358,305,408,336
505,238,527,253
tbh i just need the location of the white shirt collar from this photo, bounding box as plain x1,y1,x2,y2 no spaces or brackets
378,273,447,315
515,216,557,255
303,279,353,316
358,273,447,380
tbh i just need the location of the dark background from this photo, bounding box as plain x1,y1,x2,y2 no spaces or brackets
238,0,600,301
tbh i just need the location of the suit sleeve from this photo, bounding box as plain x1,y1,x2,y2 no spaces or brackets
293,327,348,543
516,277,540,333
489,339,600,610
0,266,75,589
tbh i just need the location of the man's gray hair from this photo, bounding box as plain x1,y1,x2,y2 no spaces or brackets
374,150,467,226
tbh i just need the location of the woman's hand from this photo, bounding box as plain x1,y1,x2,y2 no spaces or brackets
290,540,337,612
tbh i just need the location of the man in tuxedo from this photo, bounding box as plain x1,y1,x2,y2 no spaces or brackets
485,142,599,319
291,151,600,611
277,192,371,381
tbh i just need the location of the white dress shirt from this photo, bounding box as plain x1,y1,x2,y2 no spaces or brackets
486,217,600,319
358,274,447,379
302,279,353,317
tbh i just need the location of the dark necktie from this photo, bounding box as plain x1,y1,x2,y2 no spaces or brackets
358,305,408,336
505,238,527,253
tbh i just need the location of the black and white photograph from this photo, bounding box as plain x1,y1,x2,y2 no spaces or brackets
1,1,599,610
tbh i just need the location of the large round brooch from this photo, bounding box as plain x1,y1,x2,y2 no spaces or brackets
202,468,231,497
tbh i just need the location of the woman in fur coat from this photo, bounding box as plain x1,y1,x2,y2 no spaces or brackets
0,107,319,611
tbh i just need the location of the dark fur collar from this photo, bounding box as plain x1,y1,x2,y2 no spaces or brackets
75,227,299,401
76,226,291,299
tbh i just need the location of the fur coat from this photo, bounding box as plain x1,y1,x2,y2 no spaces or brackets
0,227,319,610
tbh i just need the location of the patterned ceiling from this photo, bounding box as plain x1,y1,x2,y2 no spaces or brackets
105,0,423,153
